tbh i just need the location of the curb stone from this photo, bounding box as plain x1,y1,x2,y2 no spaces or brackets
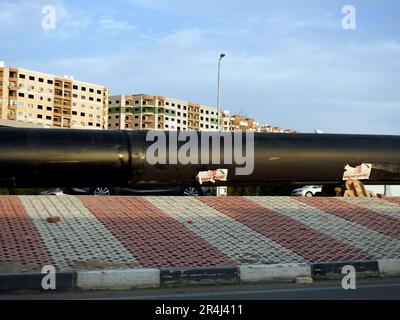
1,259,400,292
161,266,238,287
0,272,74,292
239,263,311,283
312,260,379,280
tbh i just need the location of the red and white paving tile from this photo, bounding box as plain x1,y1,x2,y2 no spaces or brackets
0,196,400,273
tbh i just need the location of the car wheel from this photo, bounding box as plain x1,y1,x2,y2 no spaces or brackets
305,191,313,197
91,187,113,196
180,186,202,197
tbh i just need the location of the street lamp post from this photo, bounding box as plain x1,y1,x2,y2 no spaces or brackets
216,53,227,197
217,53,225,132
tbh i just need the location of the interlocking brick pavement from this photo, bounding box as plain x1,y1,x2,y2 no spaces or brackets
342,198,400,220
20,196,137,271
148,197,306,265
297,197,400,240
201,197,371,263
80,196,233,268
256,197,400,260
387,198,400,206
0,196,399,273
0,197,53,273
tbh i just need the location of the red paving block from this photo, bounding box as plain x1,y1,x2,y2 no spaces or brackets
0,196,53,272
386,198,400,206
200,197,372,263
79,196,233,269
297,197,400,240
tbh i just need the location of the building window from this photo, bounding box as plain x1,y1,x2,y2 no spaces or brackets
37,114,43,119
88,122,93,126
28,94,34,99
80,112,85,117
89,88,94,93
72,111,77,115
18,93,25,97
81,87,86,91
46,116,52,120
38,105,43,110
47,80,53,85
73,85,78,90
46,107,52,111
29,76,35,81
97,98,101,102
38,78,44,83
97,90,102,95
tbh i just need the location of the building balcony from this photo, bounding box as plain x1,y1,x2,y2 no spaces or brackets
8,105,17,111
7,113,16,120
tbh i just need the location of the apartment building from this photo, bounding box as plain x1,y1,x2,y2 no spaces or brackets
108,94,221,131
0,62,108,129
220,112,256,132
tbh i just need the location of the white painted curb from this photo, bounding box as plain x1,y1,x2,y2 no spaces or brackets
239,263,311,283
77,269,160,290
378,259,400,277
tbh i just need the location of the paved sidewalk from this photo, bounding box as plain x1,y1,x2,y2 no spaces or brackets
1,196,400,273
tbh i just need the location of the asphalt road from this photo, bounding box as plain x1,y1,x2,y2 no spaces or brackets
2,277,400,300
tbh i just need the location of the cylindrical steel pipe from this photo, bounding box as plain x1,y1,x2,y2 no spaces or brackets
0,127,399,188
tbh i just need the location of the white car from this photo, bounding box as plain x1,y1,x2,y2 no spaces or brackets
291,185,322,197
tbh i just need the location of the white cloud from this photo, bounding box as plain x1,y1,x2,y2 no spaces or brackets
97,17,136,32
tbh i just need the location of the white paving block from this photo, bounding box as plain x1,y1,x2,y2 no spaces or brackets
77,269,160,289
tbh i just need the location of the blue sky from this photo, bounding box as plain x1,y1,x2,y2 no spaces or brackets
0,0,399,134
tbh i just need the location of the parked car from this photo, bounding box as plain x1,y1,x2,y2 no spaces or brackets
291,185,322,197
41,185,212,197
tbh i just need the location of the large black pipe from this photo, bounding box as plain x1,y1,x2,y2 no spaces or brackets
0,127,399,188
